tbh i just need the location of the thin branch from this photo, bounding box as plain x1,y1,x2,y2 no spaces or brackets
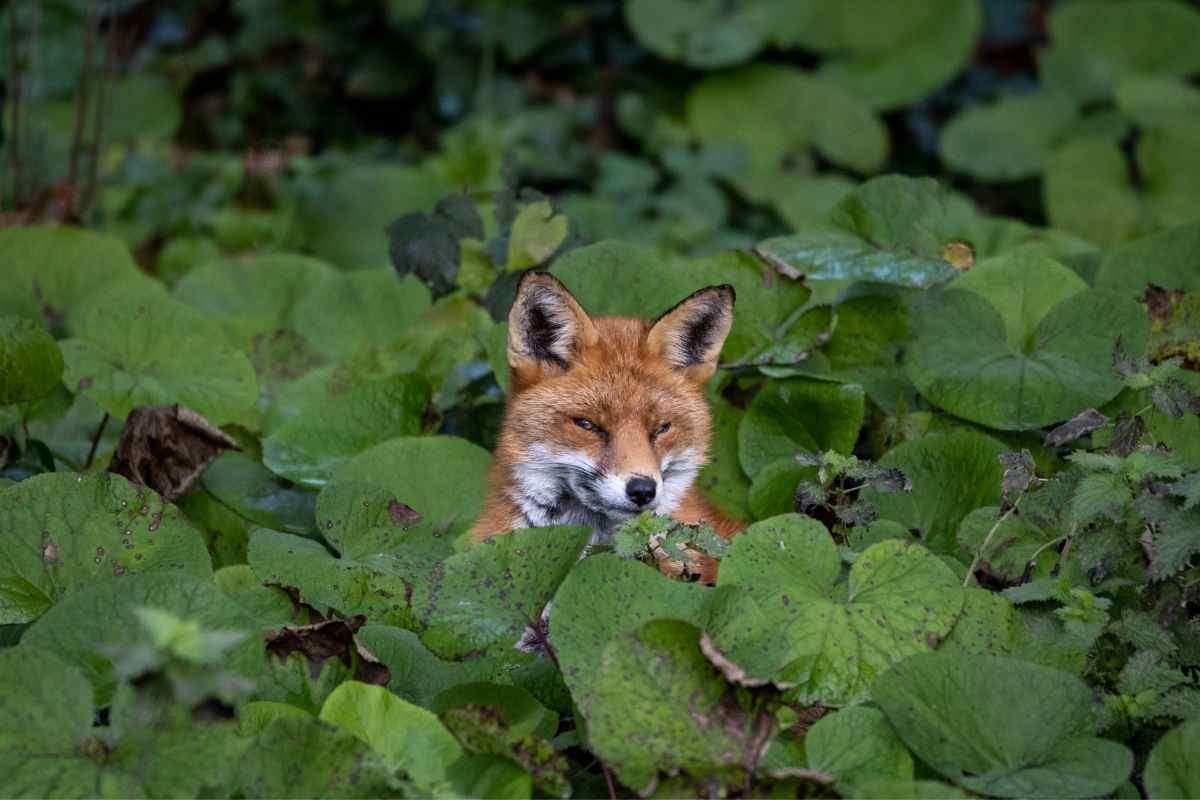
82,0,117,217
599,760,617,800
84,413,109,470
66,0,98,207
963,495,1024,587
7,2,24,207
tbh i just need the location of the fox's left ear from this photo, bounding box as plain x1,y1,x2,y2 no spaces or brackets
647,285,735,383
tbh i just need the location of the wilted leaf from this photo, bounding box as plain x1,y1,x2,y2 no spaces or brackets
109,404,239,501
265,615,388,685
1045,409,1108,447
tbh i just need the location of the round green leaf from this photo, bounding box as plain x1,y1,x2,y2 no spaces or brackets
624,0,771,68
941,92,1078,181
22,572,263,706
292,269,432,360
60,291,258,424
319,681,463,792
939,587,1021,657
738,379,865,478
1144,717,1200,800
1098,222,1200,298
907,249,1149,430
0,472,212,624
1044,138,1147,247
237,716,392,798
262,374,431,488
710,514,963,704
873,653,1134,799
806,706,913,792
332,436,491,537
202,451,317,535
0,315,63,404
864,430,1006,553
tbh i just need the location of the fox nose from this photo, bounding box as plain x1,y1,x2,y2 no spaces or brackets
626,476,657,507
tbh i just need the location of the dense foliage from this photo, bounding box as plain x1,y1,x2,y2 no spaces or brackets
3,0,1200,798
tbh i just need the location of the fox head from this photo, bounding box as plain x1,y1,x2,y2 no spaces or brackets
497,271,734,532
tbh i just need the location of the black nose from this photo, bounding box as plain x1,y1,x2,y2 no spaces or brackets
626,476,657,507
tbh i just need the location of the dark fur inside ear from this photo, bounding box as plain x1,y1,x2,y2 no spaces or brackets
507,272,593,373
651,285,735,371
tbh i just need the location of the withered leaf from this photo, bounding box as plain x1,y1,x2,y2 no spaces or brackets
999,450,1036,505
108,405,239,501
264,614,389,686
1108,413,1147,457
1045,408,1108,446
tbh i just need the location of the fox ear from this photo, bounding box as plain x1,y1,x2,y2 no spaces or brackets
647,285,735,382
507,271,596,381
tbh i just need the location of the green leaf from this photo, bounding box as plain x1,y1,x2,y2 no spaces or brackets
1043,138,1146,247
202,451,317,535
1115,75,1200,131
0,315,63,405
60,291,258,425
956,507,1058,582
292,269,432,360
332,436,491,537
1144,718,1200,800
22,572,262,706
550,554,710,707
906,251,1149,430
748,457,809,520
262,374,430,488
237,716,393,798
319,681,463,792
623,0,771,68
865,431,1006,553
0,472,212,624
806,706,913,792
873,653,1133,799
710,514,963,704
1097,222,1200,297
941,92,1078,181
738,380,865,478
506,200,568,271
586,619,761,792
299,164,455,271
357,625,494,708
939,587,1021,656
0,225,159,335
695,398,751,521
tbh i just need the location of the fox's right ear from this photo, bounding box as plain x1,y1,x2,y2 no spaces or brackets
507,271,596,383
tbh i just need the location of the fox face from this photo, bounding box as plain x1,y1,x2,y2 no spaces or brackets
479,271,735,537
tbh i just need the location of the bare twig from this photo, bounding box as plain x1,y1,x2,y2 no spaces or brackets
82,0,117,217
66,0,99,207
84,413,109,470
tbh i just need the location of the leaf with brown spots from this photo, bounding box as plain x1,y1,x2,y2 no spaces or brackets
264,614,389,686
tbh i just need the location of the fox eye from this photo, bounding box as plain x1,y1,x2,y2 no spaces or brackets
573,417,603,435
651,421,671,439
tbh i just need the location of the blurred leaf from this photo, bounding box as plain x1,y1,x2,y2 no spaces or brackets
941,93,1078,181
0,316,63,405
624,0,772,68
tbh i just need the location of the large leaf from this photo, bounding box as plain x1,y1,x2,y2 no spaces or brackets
906,250,1149,430
0,472,212,624
292,270,433,360
22,572,263,706
586,619,762,792
319,681,463,793
60,291,258,424
1144,717,1200,800
940,92,1078,181
332,436,491,537
738,379,865,478
623,0,772,68
0,315,63,404
1043,138,1147,247
237,716,393,798
550,554,711,706
864,431,1006,553
709,514,963,704
1096,222,1200,298
202,451,317,535
805,706,913,792
695,398,752,521
873,653,1133,798
262,374,430,488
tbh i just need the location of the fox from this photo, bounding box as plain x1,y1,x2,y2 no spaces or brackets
471,271,744,572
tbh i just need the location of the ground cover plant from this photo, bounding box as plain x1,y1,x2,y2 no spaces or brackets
2,1,1200,798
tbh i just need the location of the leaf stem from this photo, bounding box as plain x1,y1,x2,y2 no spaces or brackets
599,760,616,800
84,412,109,470
963,495,1023,587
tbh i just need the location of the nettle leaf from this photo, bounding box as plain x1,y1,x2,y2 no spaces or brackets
550,554,711,707
293,270,432,361
586,619,764,792
22,572,263,706
708,514,963,705
623,0,772,68
319,681,463,793
237,715,393,798
805,706,913,793
1097,221,1200,298
908,249,1149,430
940,92,1078,182
333,436,491,537
0,315,63,405
865,431,1007,553
60,290,259,425
738,380,865,478
0,225,161,335
0,645,248,798
0,472,212,624
262,374,430,488
874,653,1133,799
1144,717,1200,800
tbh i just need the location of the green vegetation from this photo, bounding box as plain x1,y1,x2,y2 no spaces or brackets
3,1,1200,797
